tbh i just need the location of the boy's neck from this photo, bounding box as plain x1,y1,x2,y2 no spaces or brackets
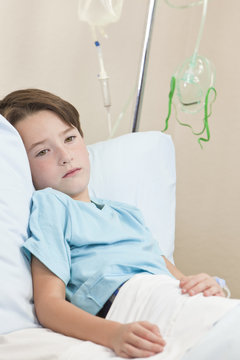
70,189,91,202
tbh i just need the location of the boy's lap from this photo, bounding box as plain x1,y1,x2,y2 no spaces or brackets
2,276,239,360
107,273,239,324
107,273,240,360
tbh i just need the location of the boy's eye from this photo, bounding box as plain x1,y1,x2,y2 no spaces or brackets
65,136,76,143
36,149,49,157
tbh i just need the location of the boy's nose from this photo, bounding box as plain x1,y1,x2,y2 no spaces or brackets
58,149,73,166
62,159,71,165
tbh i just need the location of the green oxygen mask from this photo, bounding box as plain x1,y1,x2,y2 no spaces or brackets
163,0,216,148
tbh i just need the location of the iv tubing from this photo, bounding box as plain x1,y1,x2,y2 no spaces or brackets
95,41,107,78
109,82,137,139
191,0,208,66
95,40,111,108
107,108,112,134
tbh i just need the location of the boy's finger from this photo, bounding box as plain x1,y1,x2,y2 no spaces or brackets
123,343,156,358
187,282,211,295
133,324,166,346
139,321,161,334
181,278,199,293
127,333,165,354
187,278,217,294
120,351,131,359
203,287,224,297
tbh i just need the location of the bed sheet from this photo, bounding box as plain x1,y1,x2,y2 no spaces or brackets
181,304,240,360
1,274,239,360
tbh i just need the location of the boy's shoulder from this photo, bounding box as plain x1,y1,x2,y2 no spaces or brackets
32,187,69,205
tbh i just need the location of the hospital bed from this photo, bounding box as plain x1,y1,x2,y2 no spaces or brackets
1,114,239,360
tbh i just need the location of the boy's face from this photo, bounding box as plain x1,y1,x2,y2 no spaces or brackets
15,110,90,202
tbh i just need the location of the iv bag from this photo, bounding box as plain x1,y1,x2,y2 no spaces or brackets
78,0,123,27
175,55,215,114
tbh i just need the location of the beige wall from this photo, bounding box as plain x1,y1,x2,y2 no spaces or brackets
141,0,240,298
0,0,239,297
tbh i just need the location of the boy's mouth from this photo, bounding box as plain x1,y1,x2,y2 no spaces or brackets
63,168,81,178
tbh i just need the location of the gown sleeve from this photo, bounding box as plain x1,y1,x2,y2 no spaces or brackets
22,189,71,285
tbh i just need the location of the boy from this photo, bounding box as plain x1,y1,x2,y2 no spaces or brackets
0,89,238,359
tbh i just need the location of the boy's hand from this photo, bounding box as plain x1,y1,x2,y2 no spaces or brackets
110,321,166,358
179,273,225,297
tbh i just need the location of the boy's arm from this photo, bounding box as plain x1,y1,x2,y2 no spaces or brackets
162,256,185,280
31,256,166,358
162,256,225,297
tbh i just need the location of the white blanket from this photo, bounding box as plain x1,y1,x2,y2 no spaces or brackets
1,274,239,360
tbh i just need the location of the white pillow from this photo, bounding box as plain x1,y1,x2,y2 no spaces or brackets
0,115,175,335
0,115,39,334
88,131,176,262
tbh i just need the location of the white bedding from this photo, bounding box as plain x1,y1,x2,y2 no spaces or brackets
1,274,239,360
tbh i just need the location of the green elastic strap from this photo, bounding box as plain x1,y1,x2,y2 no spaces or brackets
174,105,206,136
162,76,217,149
198,86,217,148
162,76,176,132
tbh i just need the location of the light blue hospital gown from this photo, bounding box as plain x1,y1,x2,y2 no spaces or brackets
22,187,173,315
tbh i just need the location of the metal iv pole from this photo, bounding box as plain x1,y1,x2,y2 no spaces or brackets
132,0,158,132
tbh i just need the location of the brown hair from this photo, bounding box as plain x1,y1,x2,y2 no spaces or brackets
0,88,83,137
